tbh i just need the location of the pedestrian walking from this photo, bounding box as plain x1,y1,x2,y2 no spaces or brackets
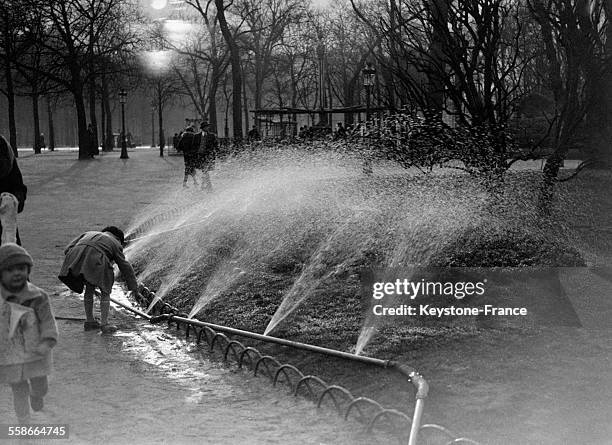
194,121,218,192
0,243,58,424
58,226,139,334
176,125,200,188
0,135,27,245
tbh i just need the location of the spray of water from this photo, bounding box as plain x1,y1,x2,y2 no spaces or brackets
125,144,557,354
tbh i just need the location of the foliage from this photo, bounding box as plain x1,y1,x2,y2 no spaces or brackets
337,112,533,184
433,225,585,267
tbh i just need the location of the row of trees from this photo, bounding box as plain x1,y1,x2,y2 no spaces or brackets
0,0,142,159
1,0,611,192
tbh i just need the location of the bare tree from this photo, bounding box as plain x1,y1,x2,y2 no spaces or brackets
9,0,141,159
235,0,305,112
215,0,244,140
529,0,612,210
0,0,27,154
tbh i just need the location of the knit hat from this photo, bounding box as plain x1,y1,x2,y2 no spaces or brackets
0,243,33,270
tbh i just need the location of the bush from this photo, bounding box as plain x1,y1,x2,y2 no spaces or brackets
433,224,585,267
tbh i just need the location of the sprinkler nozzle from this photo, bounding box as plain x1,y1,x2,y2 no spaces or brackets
149,314,171,324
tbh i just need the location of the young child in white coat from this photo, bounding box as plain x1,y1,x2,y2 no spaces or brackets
0,243,58,424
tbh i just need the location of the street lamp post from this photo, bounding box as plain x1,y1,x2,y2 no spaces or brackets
362,62,376,175
119,88,128,159
363,62,376,125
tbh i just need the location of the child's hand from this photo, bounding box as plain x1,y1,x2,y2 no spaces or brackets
34,340,54,356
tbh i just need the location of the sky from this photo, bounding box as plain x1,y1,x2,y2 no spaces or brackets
311,0,331,9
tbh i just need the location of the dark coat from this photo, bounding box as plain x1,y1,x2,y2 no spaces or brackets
177,130,200,174
0,136,27,245
58,231,139,295
193,131,218,170
177,130,198,153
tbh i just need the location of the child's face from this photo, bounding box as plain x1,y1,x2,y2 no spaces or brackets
1,264,29,292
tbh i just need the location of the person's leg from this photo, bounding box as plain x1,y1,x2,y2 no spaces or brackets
183,160,190,186
10,380,31,423
84,283,95,322
184,157,197,186
190,165,198,185
99,289,110,325
201,170,213,192
83,283,100,330
99,290,116,333
29,376,48,412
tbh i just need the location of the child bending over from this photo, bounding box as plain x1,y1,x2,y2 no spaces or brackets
58,226,139,334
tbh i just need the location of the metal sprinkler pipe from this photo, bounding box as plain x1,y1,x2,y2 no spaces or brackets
161,314,430,444
109,295,430,444
106,294,152,320
391,362,429,445
167,315,393,369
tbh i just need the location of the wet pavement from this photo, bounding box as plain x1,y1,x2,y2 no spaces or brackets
0,149,380,445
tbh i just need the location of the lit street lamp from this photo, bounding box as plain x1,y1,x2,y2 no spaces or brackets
363,62,376,124
119,88,128,159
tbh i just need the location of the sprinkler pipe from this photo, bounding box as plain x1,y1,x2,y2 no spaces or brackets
106,292,428,444
108,295,152,320
166,315,429,445
165,314,393,368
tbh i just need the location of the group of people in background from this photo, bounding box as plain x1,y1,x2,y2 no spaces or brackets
174,120,218,191
296,122,351,140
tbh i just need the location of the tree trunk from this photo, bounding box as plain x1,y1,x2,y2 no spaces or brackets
254,53,262,110
345,73,359,125
158,87,164,156
216,0,243,140
47,98,55,151
89,77,98,154
100,95,106,151
538,152,564,215
243,73,249,132
209,64,219,133
426,0,449,117
102,73,114,151
32,93,41,154
4,60,17,156
73,86,91,160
